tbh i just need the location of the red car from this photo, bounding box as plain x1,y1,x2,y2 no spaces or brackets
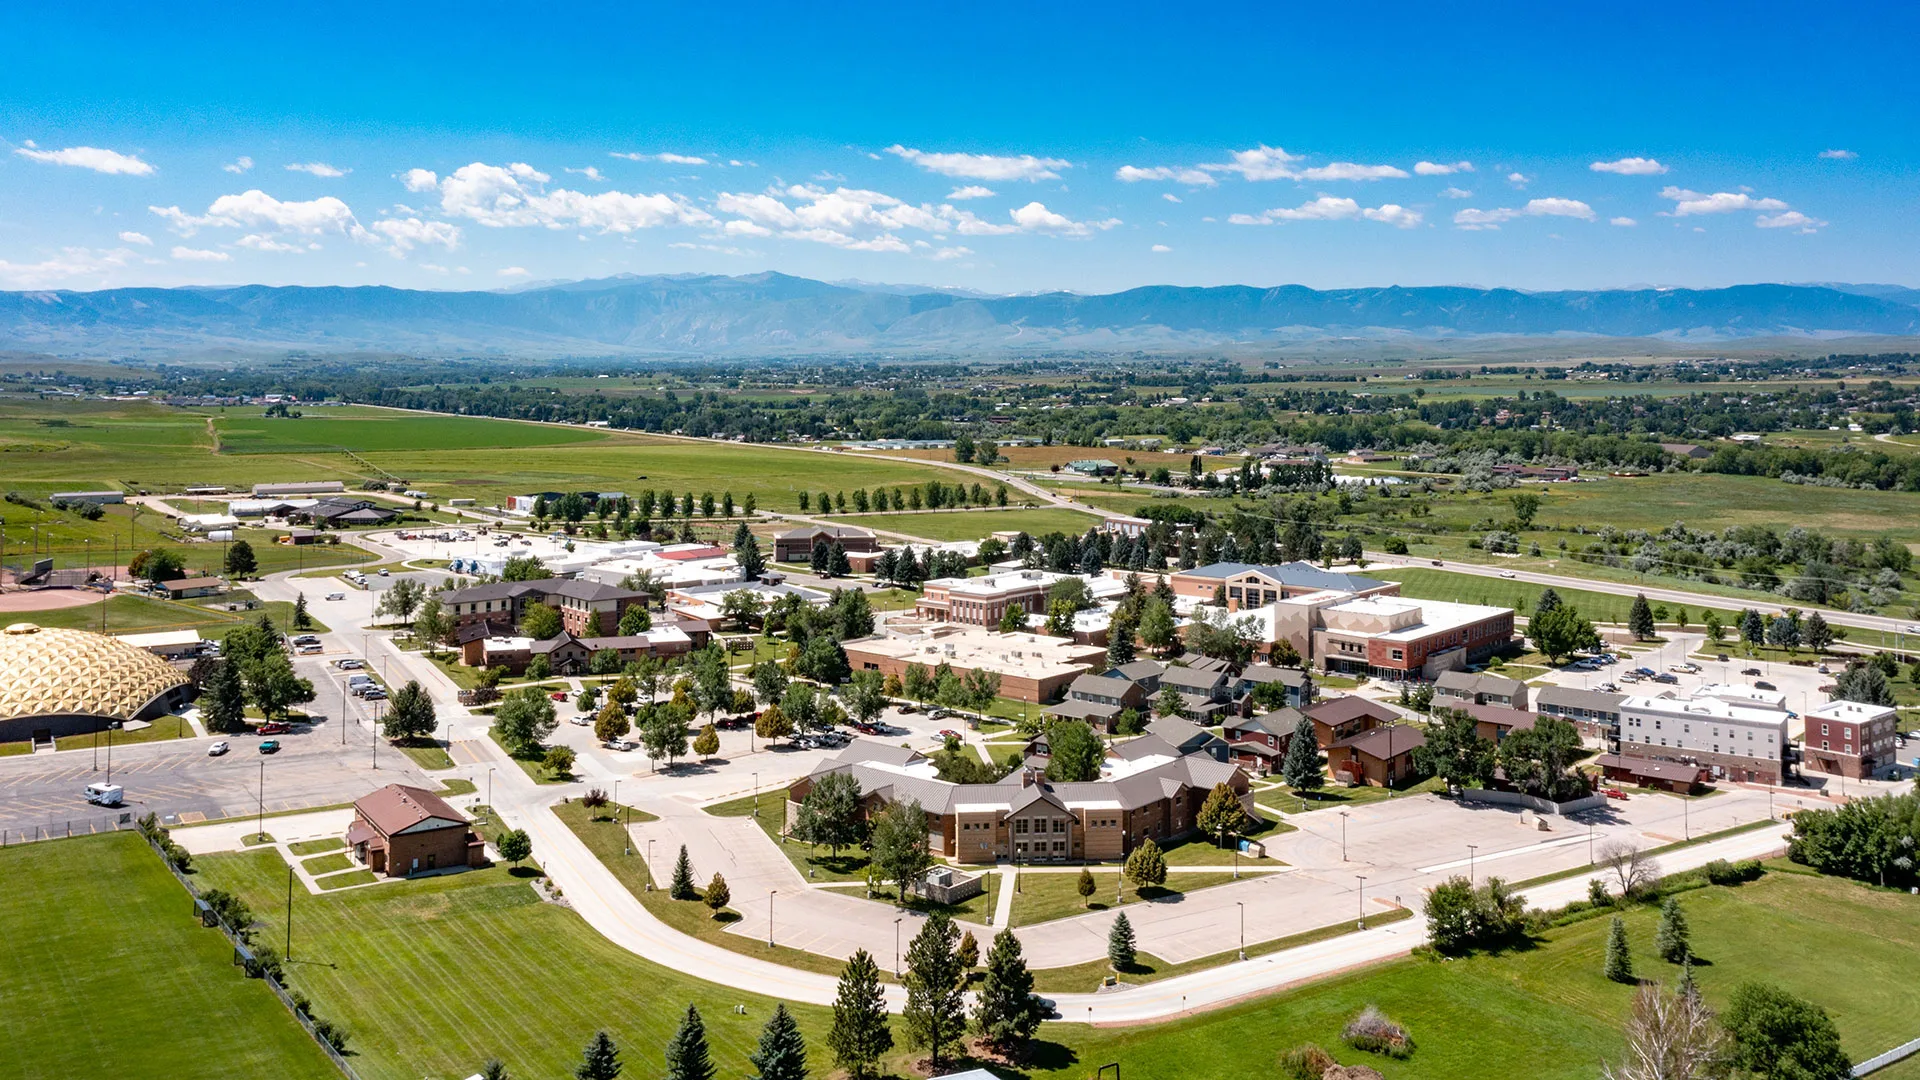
1602,788,1628,801
549,691,569,701
939,729,961,741
256,722,290,735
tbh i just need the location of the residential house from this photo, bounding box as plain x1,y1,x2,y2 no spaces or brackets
1433,669,1529,710
1326,724,1427,787
1143,716,1228,761
1155,664,1238,721
1222,709,1303,775
1302,695,1397,748
345,784,486,878
1235,664,1312,709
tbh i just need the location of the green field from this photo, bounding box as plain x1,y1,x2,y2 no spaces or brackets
1008,868,1276,927
846,507,1103,542
0,833,340,1080
1377,568,1749,625
24,829,1920,1080
212,408,609,454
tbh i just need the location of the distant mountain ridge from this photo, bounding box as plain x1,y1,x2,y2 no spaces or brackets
2,272,1917,358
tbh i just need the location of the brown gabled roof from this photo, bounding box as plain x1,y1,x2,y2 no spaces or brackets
1595,754,1705,784
1306,695,1398,726
354,784,469,836
1331,724,1426,761
1455,701,1537,731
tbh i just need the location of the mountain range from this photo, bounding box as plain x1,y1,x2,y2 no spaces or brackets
3,273,1918,358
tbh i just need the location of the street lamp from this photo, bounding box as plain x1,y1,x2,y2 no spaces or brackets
257,759,266,841
1467,844,1478,883
1338,810,1349,861
1236,900,1246,961
1356,875,1368,929
767,890,776,947
753,773,759,817
486,767,495,816
894,917,903,977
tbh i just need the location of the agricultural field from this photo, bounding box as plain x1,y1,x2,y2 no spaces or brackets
210,406,609,454
0,833,340,1080
873,443,1200,471
1375,568,1747,625
848,507,1103,542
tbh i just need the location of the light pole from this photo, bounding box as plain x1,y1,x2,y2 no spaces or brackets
486,767,495,815
753,773,759,817
257,759,266,841
1339,810,1349,861
286,864,295,961
647,838,656,890
1236,900,1246,961
1356,875,1368,929
1467,844,1478,883
767,890,776,947
1589,822,1596,863
1683,789,1689,839
894,917,903,977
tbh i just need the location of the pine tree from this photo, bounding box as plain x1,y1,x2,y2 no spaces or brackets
955,930,979,970
292,592,312,630
1654,897,1691,964
1628,593,1656,640
973,928,1041,1054
1108,911,1137,971
662,1005,714,1080
1604,915,1635,983
901,913,967,1071
750,1003,808,1080
828,949,892,1080
479,1059,508,1080
574,1030,621,1080
1534,587,1562,615
1282,713,1325,792
201,658,249,735
671,844,696,900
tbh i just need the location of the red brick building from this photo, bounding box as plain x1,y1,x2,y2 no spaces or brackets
345,784,486,878
1803,699,1900,780
442,579,647,638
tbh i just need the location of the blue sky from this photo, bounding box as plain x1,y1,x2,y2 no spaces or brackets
2,1,1914,295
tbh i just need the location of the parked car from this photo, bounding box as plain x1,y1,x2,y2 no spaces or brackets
549,691,569,702
1602,788,1628,801
938,728,962,741
1032,995,1060,1019
1652,673,1679,684
1741,667,1762,676
378,568,391,577
1755,680,1777,691
258,739,281,754
84,783,124,806
291,634,320,646
207,740,230,756
1634,667,1657,677
296,643,323,655
325,592,346,601
1817,663,1831,674
256,721,290,735
335,658,364,670
605,739,637,751
896,703,918,714
570,714,593,726
359,688,387,701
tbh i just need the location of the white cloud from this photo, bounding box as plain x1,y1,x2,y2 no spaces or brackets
609,151,709,165
171,245,230,262
1202,145,1302,181
14,144,155,175
151,190,359,236
1589,156,1668,175
1819,148,1857,160
1162,193,1181,203
369,217,462,253
887,145,1069,181
565,166,607,182
1114,164,1217,187
1610,216,1637,227
1438,186,1473,199
713,184,1116,250
1150,243,1171,253
1756,210,1827,232
722,219,774,237
1451,197,1595,229
1659,186,1788,216
1009,201,1120,236
286,162,348,177
420,162,711,232
928,245,973,261
1414,160,1473,176
947,185,996,200
118,230,152,245
1506,172,1531,187
1362,204,1423,228
223,156,254,174
497,266,530,277
1297,162,1409,181
235,234,303,253
0,245,140,288
401,168,439,193
1229,197,1361,224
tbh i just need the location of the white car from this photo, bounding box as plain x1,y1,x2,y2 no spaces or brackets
207,740,230,756
570,714,593,726
606,739,637,751
1499,570,1516,579
326,592,346,601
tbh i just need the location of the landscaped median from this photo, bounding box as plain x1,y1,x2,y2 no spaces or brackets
1007,867,1281,927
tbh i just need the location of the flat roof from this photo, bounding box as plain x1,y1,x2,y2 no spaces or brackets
115,629,203,648
844,625,1104,680
1621,692,1789,728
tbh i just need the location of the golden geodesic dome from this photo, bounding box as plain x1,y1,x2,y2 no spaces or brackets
0,622,190,723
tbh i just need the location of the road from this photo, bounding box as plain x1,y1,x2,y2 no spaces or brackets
1366,553,1917,639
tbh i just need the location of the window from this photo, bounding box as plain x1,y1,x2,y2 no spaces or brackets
1052,819,1067,834
1014,819,1028,834
1820,724,1829,737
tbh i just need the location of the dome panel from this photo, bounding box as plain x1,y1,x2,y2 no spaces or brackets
0,623,192,723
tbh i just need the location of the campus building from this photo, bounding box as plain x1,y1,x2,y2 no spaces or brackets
0,622,194,743
1534,686,1627,746
1802,699,1900,780
442,579,648,638
841,623,1106,703
773,525,879,563
1618,689,1794,785
455,622,703,675
787,735,1253,865
1166,561,1399,610
1225,592,1515,681
916,568,1127,628
346,784,487,878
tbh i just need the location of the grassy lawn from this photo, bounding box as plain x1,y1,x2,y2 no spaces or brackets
845,507,1102,542
1255,775,1446,814
439,778,477,796
302,852,354,875
706,789,872,882
392,736,456,770
0,833,339,1080
52,716,196,752
1377,568,1747,626
1031,907,1416,994
288,837,344,856
1158,814,1294,866
315,869,378,890
486,729,571,785
1008,869,1276,928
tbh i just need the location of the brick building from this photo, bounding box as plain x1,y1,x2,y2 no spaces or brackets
1802,699,1899,779
772,525,879,563
442,578,647,638
1618,689,1793,785
1166,561,1398,611
345,784,486,878
842,623,1105,703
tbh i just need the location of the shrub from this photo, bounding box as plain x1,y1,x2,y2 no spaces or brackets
1703,858,1765,886
1342,1004,1415,1059
310,1017,350,1052
1278,1043,1340,1079
582,787,609,810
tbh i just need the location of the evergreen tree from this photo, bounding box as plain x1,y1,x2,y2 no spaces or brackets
292,592,312,630
956,930,979,970
1604,915,1635,983
1628,593,1657,640
901,913,967,1071
973,928,1042,1054
200,658,249,734
1108,911,1137,971
1106,613,1138,665
1655,897,1691,964
671,844,696,899
574,1030,621,1080
223,538,257,577
827,949,892,1080
662,1005,714,1080
1282,713,1325,792
1805,611,1833,651
479,1059,508,1080
750,1003,808,1080
1534,587,1562,616
1739,608,1765,645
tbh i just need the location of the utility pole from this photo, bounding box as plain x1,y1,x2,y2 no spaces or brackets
257,759,266,841
286,864,295,961
1356,875,1368,929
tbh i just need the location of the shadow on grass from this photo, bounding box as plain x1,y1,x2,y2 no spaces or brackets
953,1038,1082,1080
505,865,545,879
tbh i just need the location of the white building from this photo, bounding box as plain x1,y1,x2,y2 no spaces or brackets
1619,689,1792,784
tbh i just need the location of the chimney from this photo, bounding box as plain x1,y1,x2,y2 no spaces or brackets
1022,767,1037,788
